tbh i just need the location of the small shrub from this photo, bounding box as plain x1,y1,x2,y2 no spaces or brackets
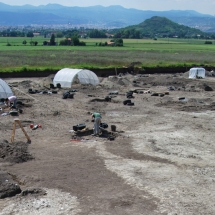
21,67,28,72
79,41,86,46
43,41,48,45
59,39,72,46
205,41,212,44
22,40,27,45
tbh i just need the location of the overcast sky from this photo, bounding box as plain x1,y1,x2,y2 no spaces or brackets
1,0,215,16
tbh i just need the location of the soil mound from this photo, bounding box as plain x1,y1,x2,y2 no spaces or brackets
0,171,21,199
0,140,33,163
42,74,55,88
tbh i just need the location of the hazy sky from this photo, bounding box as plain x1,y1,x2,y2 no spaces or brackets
1,0,215,16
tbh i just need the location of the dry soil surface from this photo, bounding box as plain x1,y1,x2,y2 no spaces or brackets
0,73,215,215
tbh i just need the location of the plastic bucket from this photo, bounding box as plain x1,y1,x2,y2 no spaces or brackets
111,125,116,132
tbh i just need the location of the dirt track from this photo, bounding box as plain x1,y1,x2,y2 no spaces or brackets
0,73,215,214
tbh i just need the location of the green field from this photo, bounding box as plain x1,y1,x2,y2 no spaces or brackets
0,37,215,72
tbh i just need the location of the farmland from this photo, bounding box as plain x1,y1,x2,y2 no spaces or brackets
0,37,215,72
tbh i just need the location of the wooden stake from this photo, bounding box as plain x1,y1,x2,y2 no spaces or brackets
11,119,31,143
11,120,16,143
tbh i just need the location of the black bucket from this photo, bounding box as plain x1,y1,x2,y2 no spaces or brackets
73,123,86,131
111,125,116,132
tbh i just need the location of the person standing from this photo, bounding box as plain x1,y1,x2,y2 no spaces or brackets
91,112,102,136
5,95,17,109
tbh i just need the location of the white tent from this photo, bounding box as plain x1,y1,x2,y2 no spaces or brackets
0,78,13,99
189,67,205,79
53,68,100,88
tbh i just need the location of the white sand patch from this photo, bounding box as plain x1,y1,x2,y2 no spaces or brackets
103,158,215,215
0,188,81,215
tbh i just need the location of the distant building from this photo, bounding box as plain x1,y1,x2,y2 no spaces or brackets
107,41,115,46
106,33,114,38
33,32,40,36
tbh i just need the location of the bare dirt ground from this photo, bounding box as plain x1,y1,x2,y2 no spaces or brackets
0,73,215,215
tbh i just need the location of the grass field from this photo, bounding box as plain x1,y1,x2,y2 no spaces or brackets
0,37,215,72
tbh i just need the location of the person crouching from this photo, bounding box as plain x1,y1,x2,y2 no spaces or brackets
5,96,17,109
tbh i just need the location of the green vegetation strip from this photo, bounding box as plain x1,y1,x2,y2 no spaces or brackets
0,38,215,72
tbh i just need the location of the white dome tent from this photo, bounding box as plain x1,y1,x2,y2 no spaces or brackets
53,68,100,88
0,78,13,99
189,67,205,79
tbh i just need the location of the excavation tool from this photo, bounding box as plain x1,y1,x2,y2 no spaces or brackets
11,118,31,144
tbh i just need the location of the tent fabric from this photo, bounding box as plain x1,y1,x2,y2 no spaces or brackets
53,68,100,88
189,67,205,79
0,78,13,99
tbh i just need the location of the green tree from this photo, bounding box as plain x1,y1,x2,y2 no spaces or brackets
59,38,72,46
20,32,25,37
10,31,18,37
79,41,86,46
50,34,56,45
89,29,107,38
72,36,80,46
22,40,27,46
43,41,48,45
63,29,79,38
56,31,64,38
27,32,34,37
115,38,123,46
30,41,34,46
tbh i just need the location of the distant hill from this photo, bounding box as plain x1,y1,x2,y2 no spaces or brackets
111,16,206,38
139,16,204,37
0,3,215,32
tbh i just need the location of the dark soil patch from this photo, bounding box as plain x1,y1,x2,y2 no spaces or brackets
90,98,107,102
21,188,47,197
155,99,215,112
0,140,34,163
105,137,177,166
0,171,21,199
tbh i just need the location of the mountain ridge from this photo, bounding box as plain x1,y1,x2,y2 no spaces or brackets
0,2,214,32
